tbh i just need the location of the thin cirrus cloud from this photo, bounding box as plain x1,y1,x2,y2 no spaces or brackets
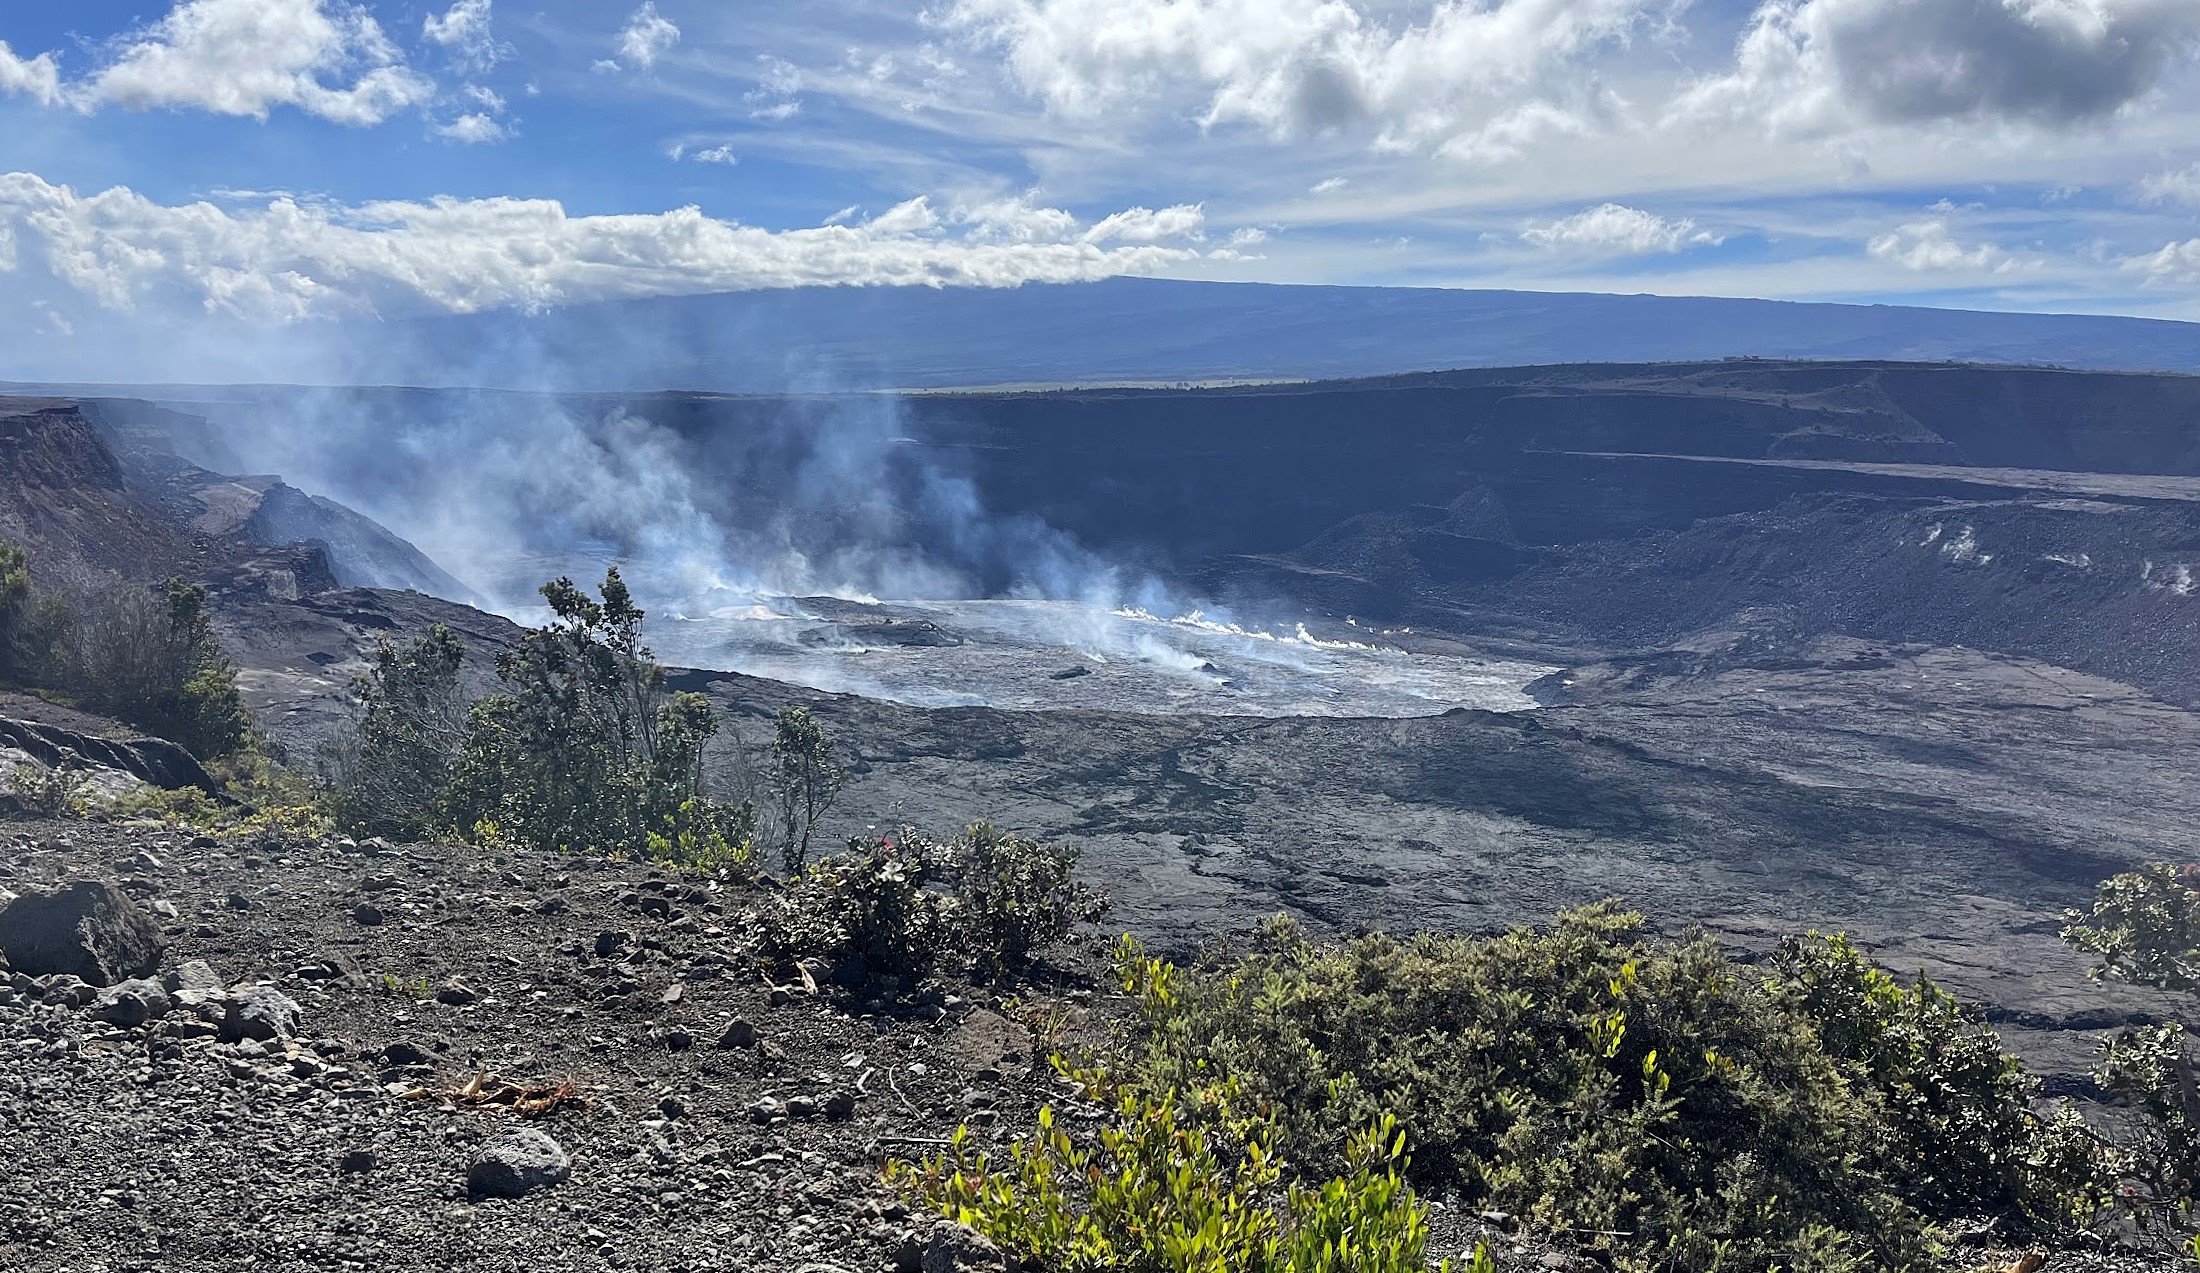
1520,203,1720,255
0,172,1216,321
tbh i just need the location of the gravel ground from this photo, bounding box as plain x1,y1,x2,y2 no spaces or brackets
0,816,2189,1273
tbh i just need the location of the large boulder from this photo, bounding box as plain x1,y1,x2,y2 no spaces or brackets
466,1129,571,1199
0,880,165,986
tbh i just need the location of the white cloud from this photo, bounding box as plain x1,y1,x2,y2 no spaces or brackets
1677,0,2200,136
748,54,803,119
1866,218,2019,272
1083,203,1206,243
689,144,738,165
937,0,1668,156
1311,176,1349,194
2129,237,2200,283
612,3,682,71
431,112,507,144
953,195,1080,243
0,172,1211,322
0,41,63,107
422,0,505,72
85,0,434,125
1520,202,1720,254
2139,163,2200,208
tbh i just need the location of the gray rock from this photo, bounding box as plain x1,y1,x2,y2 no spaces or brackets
921,1221,1007,1273
0,880,165,986
716,1018,759,1049
466,1128,570,1199
91,978,174,1027
163,960,224,1005
434,977,479,1006
219,986,302,1042
37,974,97,1007
351,902,385,927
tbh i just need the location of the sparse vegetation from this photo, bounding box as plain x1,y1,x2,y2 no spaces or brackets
321,569,756,869
0,540,249,760
769,705,844,875
752,823,1107,988
2065,864,2200,1224
323,624,469,840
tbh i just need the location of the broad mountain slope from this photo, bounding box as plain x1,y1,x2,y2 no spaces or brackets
302,279,2200,387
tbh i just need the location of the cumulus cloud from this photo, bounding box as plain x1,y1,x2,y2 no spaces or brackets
936,0,1668,155
85,0,434,125
2139,162,2200,207
0,171,1209,322
602,3,681,72
1083,203,1206,243
1678,0,2200,135
0,41,63,107
1866,216,2020,271
2128,237,2200,283
1520,202,1720,254
431,112,507,144
422,0,506,73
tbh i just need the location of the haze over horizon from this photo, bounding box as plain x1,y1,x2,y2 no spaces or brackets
4,0,2200,386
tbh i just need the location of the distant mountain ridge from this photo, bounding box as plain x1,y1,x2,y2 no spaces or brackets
344,279,2200,390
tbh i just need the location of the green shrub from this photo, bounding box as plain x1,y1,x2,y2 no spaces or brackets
2064,864,2200,994
1771,932,2106,1227
323,625,469,839
889,1060,1447,1273
751,824,1107,987
440,569,754,859
0,541,28,682
2065,865,2200,1222
1111,904,2101,1273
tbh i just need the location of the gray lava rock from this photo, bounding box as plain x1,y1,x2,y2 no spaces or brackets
91,978,173,1027
466,1128,570,1199
921,1221,1008,1273
220,985,302,1042
0,880,165,986
716,1018,758,1049
434,977,480,1006
351,902,386,927
163,959,225,1003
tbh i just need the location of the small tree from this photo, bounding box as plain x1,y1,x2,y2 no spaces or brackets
324,624,469,839
2064,864,2200,1217
770,705,844,875
442,568,752,861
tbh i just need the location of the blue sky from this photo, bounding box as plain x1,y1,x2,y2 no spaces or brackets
2,0,2200,352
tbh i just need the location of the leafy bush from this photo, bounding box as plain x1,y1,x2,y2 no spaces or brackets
889,1060,1447,1273
1112,904,2102,1273
0,543,252,760
438,569,754,861
2065,865,2200,1222
1771,932,2106,1227
2064,863,2200,994
322,625,469,839
61,579,251,760
751,823,1107,987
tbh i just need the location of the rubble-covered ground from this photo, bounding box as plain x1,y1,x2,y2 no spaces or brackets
0,816,2190,1273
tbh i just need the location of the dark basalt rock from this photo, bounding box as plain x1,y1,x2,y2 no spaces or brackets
0,880,165,986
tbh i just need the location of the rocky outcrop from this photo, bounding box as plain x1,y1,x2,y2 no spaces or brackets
0,715,220,795
0,880,165,986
